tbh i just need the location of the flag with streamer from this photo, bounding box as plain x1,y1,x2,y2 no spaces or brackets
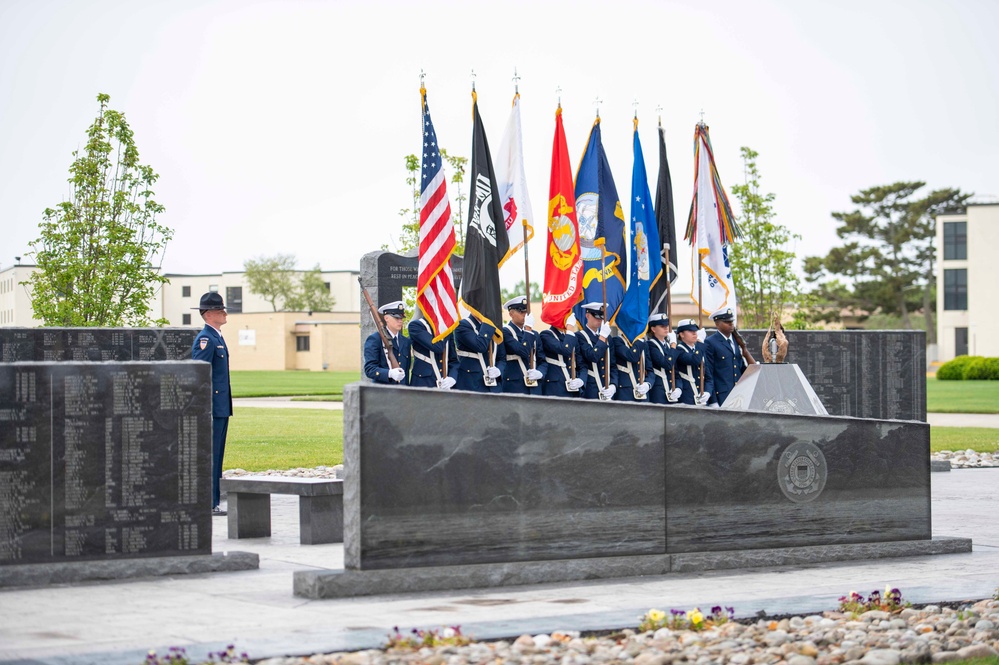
497,93,535,267
541,106,582,328
616,119,662,344
417,86,459,342
649,121,677,315
572,119,627,324
459,91,509,342
685,122,740,318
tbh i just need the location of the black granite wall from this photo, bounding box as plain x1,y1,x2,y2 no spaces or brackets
344,383,931,570
0,328,197,362
0,361,212,565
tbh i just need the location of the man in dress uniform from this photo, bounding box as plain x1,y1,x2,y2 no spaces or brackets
539,313,585,397
611,332,652,402
646,313,682,405
408,314,458,390
674,318,713,406
190,292,232,516
705,307,748,407
501,296,546,395
362,301,411,385
575,303,617,401
452,313,504,393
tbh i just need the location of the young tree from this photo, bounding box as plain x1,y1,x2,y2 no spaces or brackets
395,150,467,255
244,254,298,311
27,93,172,326
286,264,335,312
728,147,802,329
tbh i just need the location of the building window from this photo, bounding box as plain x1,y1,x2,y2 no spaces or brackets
182,313,191,325
943,221,967,260
943,269,967,310
955,328,968,357
226,286,243,313
182,285,191,297
296,335,311,352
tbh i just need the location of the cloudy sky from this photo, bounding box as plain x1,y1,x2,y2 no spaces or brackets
2,0,996,296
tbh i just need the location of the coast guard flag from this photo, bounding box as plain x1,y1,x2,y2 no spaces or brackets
497,93,535,267
685,123,740,318
417,86,459,342
541,106,582,328
649,121,677,315
459,92,509,342
572,119,627,325
616,120,662,345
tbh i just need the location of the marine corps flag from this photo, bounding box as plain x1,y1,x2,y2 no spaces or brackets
541,106,582,328
685,122,741,318
649,120,678,315
459,91,509,342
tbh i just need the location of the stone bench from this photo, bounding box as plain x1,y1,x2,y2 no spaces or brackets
220,477,343,545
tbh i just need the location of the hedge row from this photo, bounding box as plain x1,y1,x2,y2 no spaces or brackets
936,355,999,380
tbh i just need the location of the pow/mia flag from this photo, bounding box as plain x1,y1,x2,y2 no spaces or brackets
459,91,509,343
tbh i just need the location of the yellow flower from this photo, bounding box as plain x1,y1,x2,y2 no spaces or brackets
647,609,666,623
687,608,704,625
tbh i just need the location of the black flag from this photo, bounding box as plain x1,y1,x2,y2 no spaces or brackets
650,122,678,315
459,93,509,342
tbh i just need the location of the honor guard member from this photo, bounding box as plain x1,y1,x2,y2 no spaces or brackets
453,313,504,393
705,307,747,407
191,292,232,516
575,302,617,401
363,301,411,385
408,315,458,390
501,296,546,395
612,332,652,402
647,313,683,405
539,312,586,397
674,318,714,406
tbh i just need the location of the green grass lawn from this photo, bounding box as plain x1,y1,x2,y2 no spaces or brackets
226,408,343,471
230,370,359,398
931,427,999,454
926,377,999,414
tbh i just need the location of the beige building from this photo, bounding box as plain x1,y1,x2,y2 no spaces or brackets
936,202,999,361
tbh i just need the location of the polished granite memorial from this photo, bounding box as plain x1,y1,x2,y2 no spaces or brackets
0,361,213,566
341,382,931,572
721,364,829,415
0,327,197,362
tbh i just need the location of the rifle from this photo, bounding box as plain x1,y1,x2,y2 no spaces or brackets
358,280,400,370
733,328,757,366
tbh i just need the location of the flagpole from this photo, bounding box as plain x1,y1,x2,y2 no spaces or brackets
601,244,610,388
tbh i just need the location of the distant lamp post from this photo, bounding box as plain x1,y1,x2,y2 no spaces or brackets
14,256,21,265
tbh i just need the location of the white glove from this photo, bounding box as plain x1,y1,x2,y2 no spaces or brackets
697,391,711,406
486,366,501,379
388,367,406,383
668,387,682,402
526,369,544,381
524,314,535,329
598,323,612,338
568,377,584,391
696,329,706,343
599,385,617,400
438,376,456,390
565,313,578,329
636,382,651,396
666,332,677,345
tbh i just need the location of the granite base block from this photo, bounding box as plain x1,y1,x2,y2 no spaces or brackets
931,460,952,472
294,554,672,599
0,551,259,588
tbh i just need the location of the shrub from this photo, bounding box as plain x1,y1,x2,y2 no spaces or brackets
936,355,984,380
965,357,999,381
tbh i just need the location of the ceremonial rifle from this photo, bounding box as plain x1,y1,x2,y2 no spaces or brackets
733,328,757,366
358,280,400,370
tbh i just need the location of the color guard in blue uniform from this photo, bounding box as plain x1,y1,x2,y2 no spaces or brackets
362,300,411,385
500,296,546,395
408,316,458,390
612,333,652,402
673,318,713,406
539,313,585,397
646,313,682,405
575,303,617,401
452,314,504,393
704,307,748,407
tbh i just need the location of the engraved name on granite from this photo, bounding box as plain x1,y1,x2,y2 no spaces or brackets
0,328,197,363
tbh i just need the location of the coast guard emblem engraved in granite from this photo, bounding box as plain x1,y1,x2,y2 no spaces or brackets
778,441,827,503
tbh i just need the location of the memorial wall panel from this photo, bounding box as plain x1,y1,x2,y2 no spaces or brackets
0,361,212,565
0,328,197,363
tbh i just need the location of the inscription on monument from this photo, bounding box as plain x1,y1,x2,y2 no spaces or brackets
0,362,212,565
0,328,197,363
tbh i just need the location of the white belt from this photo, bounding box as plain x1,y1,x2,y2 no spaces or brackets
413,349,442,382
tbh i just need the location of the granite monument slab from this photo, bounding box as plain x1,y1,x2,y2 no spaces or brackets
0,327,197,363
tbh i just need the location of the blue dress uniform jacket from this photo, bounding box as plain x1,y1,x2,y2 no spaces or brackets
501,323,546,395
363,331,411,384
452,317,504,393
646,337,676,405
705,331,746,406
612,336,651,402
408,319,458,388
539,328,585,397
576,326,617,400
674,341,713,405
191,324,232,510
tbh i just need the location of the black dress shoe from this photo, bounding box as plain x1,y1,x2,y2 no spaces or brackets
212,506,227,516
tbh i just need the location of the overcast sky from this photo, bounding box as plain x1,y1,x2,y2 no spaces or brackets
2,0,996,296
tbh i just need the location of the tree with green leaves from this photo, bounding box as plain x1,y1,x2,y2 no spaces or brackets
803,182,969,341
396,150,467,254
27,93,172,326
728,147,803,329
244,255,335,312
286,264,334,312
500,280,542,306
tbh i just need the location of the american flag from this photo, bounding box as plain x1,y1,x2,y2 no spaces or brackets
417,87,459,342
